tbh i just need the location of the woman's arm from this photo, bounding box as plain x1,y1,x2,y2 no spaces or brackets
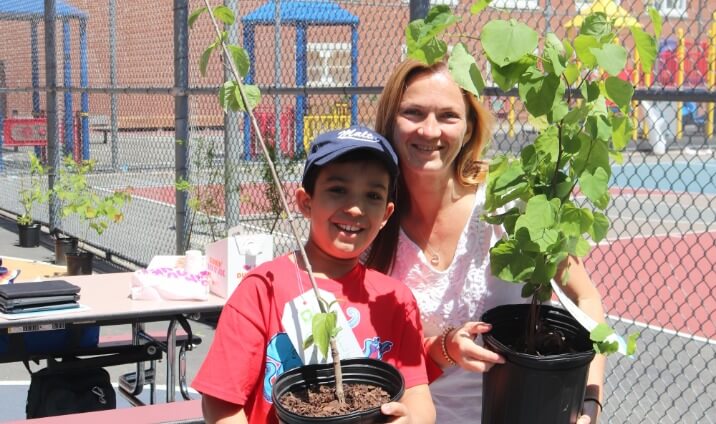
381,384,436,424
425,323,506,372
202,394,248,424
557,255,606,424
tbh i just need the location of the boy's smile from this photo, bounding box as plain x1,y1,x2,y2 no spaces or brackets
296,160,394,275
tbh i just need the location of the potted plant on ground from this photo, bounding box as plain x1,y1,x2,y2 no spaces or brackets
16,153,48,248
406,4,658,423
191,4,405,421
53,155,131,275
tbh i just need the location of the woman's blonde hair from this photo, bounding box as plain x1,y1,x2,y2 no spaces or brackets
367,59,495,273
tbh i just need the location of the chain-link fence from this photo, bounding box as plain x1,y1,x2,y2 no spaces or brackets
0,0,714,422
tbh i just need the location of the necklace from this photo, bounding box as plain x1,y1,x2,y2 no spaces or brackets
424,243,441,266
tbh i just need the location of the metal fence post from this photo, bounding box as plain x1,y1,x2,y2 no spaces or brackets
409,0,429,22
45,0,60,232
174,0,189,254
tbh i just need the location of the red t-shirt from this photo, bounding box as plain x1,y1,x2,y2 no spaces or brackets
192,254,429,424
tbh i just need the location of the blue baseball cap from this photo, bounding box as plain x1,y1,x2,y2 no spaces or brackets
302,125,399,186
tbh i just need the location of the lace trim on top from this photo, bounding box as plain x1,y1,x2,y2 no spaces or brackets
391,185,492,337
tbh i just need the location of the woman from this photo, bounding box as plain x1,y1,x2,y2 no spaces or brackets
368,59,605,423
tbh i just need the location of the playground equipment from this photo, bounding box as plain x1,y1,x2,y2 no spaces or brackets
0,0,90,170
241,0,358,160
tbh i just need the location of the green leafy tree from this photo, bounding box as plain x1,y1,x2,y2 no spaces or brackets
406,3,658,355
54,155,131,243
17,153,49,226
191,2,347,403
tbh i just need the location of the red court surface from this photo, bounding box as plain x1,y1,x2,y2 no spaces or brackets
586,231,716,340
129,182,301,216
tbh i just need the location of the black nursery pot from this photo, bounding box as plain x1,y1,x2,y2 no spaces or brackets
481,304,596,424
17,222,41,247
272,358,405,424
66,251,93,276
54,236,78,266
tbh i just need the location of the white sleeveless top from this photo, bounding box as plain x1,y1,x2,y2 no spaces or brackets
390,185,525,423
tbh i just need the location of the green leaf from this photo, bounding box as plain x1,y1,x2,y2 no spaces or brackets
489,57,533,92
311,312,337,358
543,33,566,76
533,125,559,160
563,63,580,85
647,7,662,39
627,332,640,356
408,37,448,65
470,0,491,14
515,195,557,233
482,20,538,67
449,43,485,97
518,68,561,118
486,160,528,211
490,239,535,282
199,45,214,77
590,323,614,342
188,7,207,29
580,167,609,204
573,35,599,67
303,334,314,349
591,44,627,76
605,76,634,112
630,26,658,74
212,5,235,25
611,115,632,151
218,80,234,111
560,204,593,236
227,45,250,78
573,236,591,257
588,211,609,242
580,12,612,38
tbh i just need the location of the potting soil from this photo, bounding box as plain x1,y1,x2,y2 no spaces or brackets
278,383,390,417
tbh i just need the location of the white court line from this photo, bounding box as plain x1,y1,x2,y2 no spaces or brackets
607,313,716,346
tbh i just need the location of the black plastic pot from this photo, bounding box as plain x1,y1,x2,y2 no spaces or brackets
54,235,79,266
272,358,405,424
17,222,41,247
481,304,595,424
66,251,93,276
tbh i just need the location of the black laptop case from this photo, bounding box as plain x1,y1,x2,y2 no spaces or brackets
0,280,80,299
0,294,79,308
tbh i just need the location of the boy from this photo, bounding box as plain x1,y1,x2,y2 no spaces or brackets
192,126,435,424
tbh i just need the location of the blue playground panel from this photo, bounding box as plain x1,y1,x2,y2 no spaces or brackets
611,161,716,195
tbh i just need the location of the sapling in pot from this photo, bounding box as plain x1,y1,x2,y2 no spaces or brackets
53,155,131,275
191,3,404,421
16,153,48,247
406,4,658,422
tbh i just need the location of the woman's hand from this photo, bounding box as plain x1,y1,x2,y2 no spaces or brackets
445,322,506,372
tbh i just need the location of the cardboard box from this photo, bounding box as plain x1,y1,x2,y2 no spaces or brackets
205,230,273,298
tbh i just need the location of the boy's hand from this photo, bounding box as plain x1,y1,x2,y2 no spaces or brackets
381,401,411,423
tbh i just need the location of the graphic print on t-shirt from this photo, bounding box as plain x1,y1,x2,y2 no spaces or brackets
281,289,364,363
263,333,302,402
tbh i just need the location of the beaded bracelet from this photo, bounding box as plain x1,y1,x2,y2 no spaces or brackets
440,327,457,366
584,397,603,413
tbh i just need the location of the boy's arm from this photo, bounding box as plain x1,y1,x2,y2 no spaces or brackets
382,384,435,424
202,394,248,424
